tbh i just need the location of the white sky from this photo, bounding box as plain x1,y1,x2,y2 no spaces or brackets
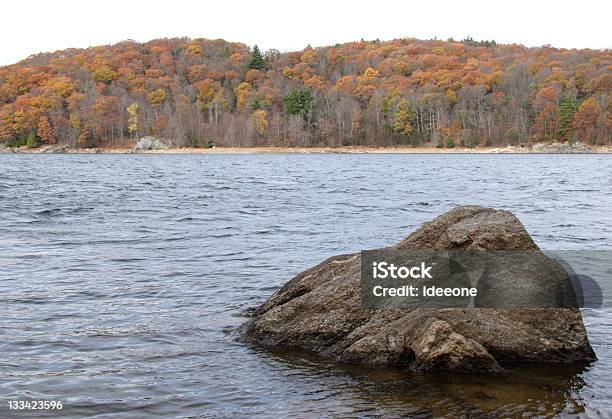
1,0,610,66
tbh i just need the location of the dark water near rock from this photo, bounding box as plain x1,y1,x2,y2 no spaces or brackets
1,153,611,417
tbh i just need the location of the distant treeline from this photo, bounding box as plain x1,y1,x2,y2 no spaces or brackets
0,36,609,149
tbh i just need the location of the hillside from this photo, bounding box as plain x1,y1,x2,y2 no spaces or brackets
0,37,610,149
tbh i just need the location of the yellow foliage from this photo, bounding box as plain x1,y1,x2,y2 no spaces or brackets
196,82,216,104
147,89,167,106
282,67,296,79
127,103,139,135
234,82,252,109
300,50,317,65
251,109,268,135
393,99,414,136
92,66,118,83
392,61,410,76
362,67,379,79
69,114,80,129
186,43,204,55
44,77,74,99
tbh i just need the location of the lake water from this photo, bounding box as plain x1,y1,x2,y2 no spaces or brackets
1,153,611,417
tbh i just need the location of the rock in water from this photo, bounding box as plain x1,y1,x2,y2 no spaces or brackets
133,136,170,152
239,206,596,373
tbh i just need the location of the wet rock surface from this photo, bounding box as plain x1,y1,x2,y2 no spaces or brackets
239,206,596,372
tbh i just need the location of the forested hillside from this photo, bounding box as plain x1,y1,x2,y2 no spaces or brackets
0,37,610,149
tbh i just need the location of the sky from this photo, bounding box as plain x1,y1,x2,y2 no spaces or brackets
1,0,610,66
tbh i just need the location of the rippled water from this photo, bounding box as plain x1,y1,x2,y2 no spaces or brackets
1,153,611,417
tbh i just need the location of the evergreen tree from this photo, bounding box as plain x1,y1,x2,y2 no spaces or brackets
556,96,577,142
25,131,40,148
283,88,313,120
247,45,266,71
250,98,263,111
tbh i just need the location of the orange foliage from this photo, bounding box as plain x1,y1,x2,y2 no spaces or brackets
37,115,54,144
0,36,608,148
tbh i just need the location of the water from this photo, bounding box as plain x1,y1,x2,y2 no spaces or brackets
0,153,611,417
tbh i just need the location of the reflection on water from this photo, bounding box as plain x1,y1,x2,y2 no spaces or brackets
253,346,593,417
0,153,611,417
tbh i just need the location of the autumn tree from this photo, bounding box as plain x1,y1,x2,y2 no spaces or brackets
186,42,204,55
127,103,139,140
0,36,609,149
147,88,167,131
573,97,603,144
251,109,268,143
37,115,54,144
0,105,15,142
234,82,252,110
393,99,415,138
148,89,167,108
533,86,559,142
92,66,118,84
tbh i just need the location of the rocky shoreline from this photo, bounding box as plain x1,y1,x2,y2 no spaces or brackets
238,206,596,373
1,141,609,155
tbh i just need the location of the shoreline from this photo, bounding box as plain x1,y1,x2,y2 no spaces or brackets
2,144,611,154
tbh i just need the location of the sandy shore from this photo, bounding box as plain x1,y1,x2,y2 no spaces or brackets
3,144,611,154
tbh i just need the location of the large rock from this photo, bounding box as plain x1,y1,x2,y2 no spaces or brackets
239,206,596,373
133,136,170,152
